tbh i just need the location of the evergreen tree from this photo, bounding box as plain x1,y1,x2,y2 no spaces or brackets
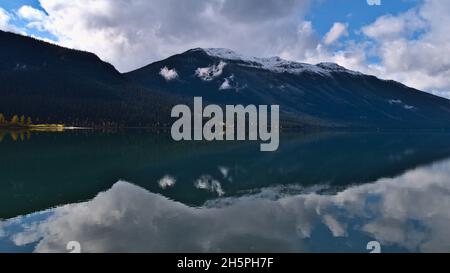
0,113,5,124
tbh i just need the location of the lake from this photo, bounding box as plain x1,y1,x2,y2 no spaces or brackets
1,130,450,252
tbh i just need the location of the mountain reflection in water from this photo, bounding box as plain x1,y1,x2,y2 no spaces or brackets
1,131,450,253
1,156,450,253
2,132,450,219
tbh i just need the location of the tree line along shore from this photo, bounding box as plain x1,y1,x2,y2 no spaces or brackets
0,113,64,131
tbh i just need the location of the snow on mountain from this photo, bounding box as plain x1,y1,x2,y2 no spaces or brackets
219,75,235,91
198,48,360,76
316,62,361,75
219,77,232,90
388,99,416,110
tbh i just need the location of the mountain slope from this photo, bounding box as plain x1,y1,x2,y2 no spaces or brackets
3,30,450,130
0,30,178,127
126,48,450,129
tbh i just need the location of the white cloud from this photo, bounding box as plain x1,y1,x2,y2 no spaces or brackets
158,175,176,189
3,156,450,252
323,22,348,45
194,175,225,196
279,21,319,61
159,67,178,81
298,0,450,97
322,215,346,237
17,5,46,21
0,8,17,32
352,0,450,96
362,11,425,41
0,8,9,28
6,0,450,97
218,166,230,178
196,61,227,81
13,0,312,72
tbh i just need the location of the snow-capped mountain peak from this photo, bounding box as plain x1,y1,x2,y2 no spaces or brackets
316,62,360,74
195,48,360,76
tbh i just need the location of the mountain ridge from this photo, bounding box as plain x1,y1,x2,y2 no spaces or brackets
2,30,450,130
193,47,362,76
0,30,180,127
126,47,450,130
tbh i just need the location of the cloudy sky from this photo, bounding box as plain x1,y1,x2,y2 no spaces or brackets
1,0,450,98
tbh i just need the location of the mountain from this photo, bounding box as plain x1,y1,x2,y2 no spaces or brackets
3,29,450,130
126,48,450,130
0,30,178,127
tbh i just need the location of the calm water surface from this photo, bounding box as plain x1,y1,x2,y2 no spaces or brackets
1,130,450,252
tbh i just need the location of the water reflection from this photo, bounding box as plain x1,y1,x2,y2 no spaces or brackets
1,157,450,253
0,130,31,142
2,132,450,219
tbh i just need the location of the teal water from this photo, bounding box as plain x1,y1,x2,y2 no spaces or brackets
1,130,450,252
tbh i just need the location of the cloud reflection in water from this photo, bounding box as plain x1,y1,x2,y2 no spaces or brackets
1,158,450,253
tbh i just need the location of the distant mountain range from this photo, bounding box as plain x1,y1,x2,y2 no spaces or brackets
2,30,450,130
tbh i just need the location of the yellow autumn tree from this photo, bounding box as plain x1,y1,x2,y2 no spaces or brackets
11,115,19,124
0,113,5,124
20,115,25,125
10,131,18,141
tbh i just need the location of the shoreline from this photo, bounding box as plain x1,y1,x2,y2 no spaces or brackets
2,124,450,134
